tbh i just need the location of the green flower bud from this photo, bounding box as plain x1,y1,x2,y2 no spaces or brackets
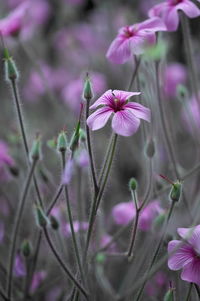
50,215,59,230
30,136,42,162
83,74,93,100
129,178,137,191
70,122,80,153
35,206,48,228
164,289,174,301
170,182,182,203
143,40,167,62
47,137,57,150
21,240,32,258
4,48,19,81
96,253,106,264
145,138,155,158
57,131,67,152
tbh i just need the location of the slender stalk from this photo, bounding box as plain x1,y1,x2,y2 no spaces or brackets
46,185,63,215
85,98,98,195
185,283,193,301
127,56,141,91
43,228,89,300
194,284,200,299
127,191,140,260
85,134,118,255
135,201,176,301
180,13,200,108
6,159,37,300
61,151,85,284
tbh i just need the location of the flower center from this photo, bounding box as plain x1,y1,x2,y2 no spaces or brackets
123,26,134,38
168,0,183,5
110,97,124,112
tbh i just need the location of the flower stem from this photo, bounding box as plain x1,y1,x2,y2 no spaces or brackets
194,284,200,299
6,159,37,300
135,200,176,301
185,283,193,301
85,99,99,196
180,13,200,108
61,151,85,285
43,227,89,300
127,56,141,91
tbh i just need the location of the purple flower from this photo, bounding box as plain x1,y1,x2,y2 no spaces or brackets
183,92,200,130
87,89,150,137
163,63,187,97
63,221,88,237
106,17,166,64
62,158,75,185
149,0,200,31
168,225,200,285
30,271,47,294
14,253,26,277
112,200,162,231
0,141,15,182
146,271,167,297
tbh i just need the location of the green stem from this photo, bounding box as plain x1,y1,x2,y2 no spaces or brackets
46,185,63,215
135,201,176,301
61,151,85,284
185,283,193,301
127,56,141,91
194,284,200,299
85,98,98,195
6,159,37,300
43,228,89,300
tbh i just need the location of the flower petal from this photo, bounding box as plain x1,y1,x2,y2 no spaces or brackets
90,89,113,109
176,1,200,18
178,226,200,254
87,107,113,131
148,3,168,18
112,90,141,101
137,17,166,32
112,201,135,225
164,7,179,31
124,102,151,122
106,36,131,64
181,259,200,286
168,240,194,270
111,109,140,136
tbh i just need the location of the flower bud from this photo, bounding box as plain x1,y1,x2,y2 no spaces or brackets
69,122,80,153
57,131,67,153
21,240,32,258
83,74,93,100
170,182,182,203
96,253,106,264
129,178,137,191
145,138,155,158
35,206,48,228
4,48,19,81
30,135,42,162
50,215,59,230
164,289,174,301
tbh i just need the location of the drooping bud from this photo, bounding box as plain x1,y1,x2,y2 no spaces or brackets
170,182,182,203
21,240,32,258
4,48,19,81
145,138,155,158
57,131,67,153
83,74,93,100
35,206,48,228
129,178,137,191
30,135,42,162
50,215,59,230
164,288,175,301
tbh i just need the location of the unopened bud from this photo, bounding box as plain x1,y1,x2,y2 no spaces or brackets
164,289,174,301
35,206,48,228
57,131,67,153
129,178,137,191
145,138,155,158
21,240,32,258
83,74,93,100
50,215,59,230
96,253,106,264
30,135,42,162
170,182,182,203
4,48,19,81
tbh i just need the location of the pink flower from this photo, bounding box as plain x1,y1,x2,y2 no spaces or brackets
14,253,26,277
112,200,162,231
30,271,47,294
168,225,200,285
63,221,88,237
182,92,200,132
149,0,200,31
106,17,166,64
87,90,150,136
163,63,187,98
0,2,28,37
146,271,167,297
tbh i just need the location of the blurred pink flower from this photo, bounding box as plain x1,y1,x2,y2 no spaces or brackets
163,63,187,97
112,200,163,231
62,158,75,185
168,225,200,285
0,141,15,182
62,72,107,113
0,2,28,37
146,271,167,297
30,271,47,293
106,17,166,64
63,221,88,237
149,0,200,31
75,149,89,168
14,253,26,277
182,92,200,131
87,89,150,136
100,234,116,252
